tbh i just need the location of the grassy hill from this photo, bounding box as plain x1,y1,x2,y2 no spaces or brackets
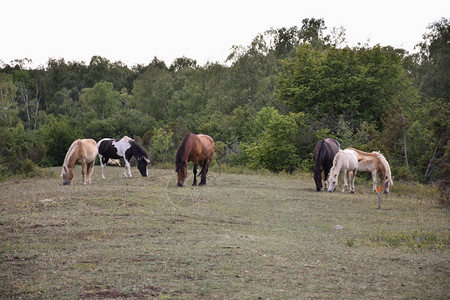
1,166,448,298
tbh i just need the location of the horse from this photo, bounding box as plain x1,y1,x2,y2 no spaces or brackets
327,149,358,193
347,148,393,194
175,133,215,187
313,138,340,191
61,139,98,185
97,136,150,179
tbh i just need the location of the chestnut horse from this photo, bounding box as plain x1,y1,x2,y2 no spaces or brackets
313,138,340,191
61,139,98,185
175,133,215,187
347,148,393,194
327,149,358,193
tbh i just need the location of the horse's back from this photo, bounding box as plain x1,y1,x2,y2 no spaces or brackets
343,149,358,169
324,138,340,150
335,149,358,170
196,134,215,158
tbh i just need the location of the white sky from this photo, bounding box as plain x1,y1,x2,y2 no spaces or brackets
1,0,449,68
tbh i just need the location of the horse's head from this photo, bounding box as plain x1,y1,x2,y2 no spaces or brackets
61,166,73,185
313,167,323,191
137,156,150,177
175,161,187,187
383,176,393,194
327,171,338,192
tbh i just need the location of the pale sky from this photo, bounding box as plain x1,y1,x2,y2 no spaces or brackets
1,0,448,68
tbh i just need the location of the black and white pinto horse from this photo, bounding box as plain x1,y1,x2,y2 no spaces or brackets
97,136,149,179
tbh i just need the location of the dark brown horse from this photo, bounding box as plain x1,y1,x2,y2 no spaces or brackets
313,138,340,191
175,133,215,187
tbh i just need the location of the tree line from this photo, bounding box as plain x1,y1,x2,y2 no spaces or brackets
0,18,448,186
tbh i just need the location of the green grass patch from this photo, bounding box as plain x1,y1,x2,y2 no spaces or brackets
369,230,449,251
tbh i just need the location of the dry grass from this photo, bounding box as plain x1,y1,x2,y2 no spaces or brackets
0,165,449,299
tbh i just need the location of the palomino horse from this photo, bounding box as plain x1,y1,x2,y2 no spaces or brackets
97,136,150,179
327,149,358,193
61,139,98,185
175,133,215,187
347,148,393,194
313,138,340,191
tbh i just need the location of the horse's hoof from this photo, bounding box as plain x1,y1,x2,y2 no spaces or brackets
199,182,206,186
351,191,355,194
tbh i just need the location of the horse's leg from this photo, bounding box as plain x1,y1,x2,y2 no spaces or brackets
124,159,132,178
100,157,107,180
372,170,377,193
81,159,87,185
342,170,348,193
86,161,94,184
192,164,198,186
350,169,357,194
199,160,208,186
324,169,328,189
100,161,105,180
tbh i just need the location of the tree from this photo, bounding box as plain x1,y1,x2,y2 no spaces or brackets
0,73,19,128
246,109,303,172
40,115,82,166
130,65,174,121
276,44,408,131
415,18,450,101
151,127,174,162
79,81,120,120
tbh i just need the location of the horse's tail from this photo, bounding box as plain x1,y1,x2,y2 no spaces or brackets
314,141,326,175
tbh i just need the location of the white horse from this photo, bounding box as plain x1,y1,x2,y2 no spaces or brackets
347,148,393,193
327,149,358,193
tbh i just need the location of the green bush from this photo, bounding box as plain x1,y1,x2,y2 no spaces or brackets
40,115,82,166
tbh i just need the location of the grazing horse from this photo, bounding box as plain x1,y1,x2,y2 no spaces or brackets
313,138,340,191
175,133,215,187
327,149,358,193
347,148,393,194
61,139,98,185
97,136,149,179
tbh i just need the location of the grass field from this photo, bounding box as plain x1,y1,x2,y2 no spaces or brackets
1,165,449,299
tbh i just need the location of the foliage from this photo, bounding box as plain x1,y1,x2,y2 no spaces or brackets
246,109,303,172
0,125,44,179
80,81,120,120
276,44,407,131
0,18,448,183
150,127,174,163
39,115,82,166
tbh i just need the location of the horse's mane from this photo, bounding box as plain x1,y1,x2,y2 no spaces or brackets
130,140,149,159
175,133,192,168
331,150,342,170
372,151,393,185
61,140,78,175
